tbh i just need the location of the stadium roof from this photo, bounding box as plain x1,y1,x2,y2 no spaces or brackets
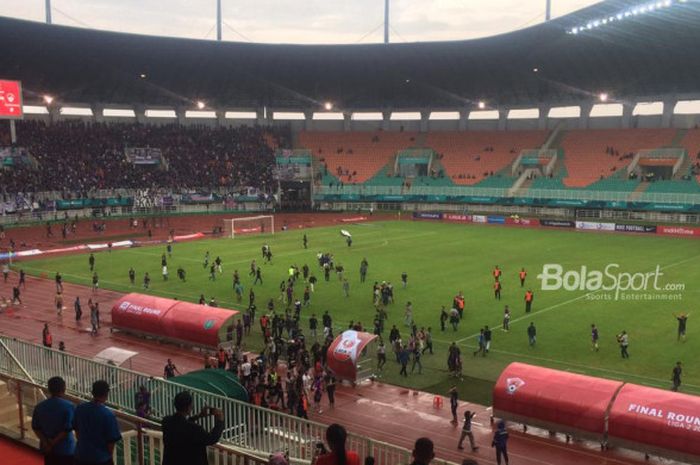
1,0,699,110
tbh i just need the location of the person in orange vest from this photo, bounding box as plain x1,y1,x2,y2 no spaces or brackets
454,292,465,320
519,268,527,287
492,266,502,282
42,323,53,348
494,281,502,300
525,290,534,313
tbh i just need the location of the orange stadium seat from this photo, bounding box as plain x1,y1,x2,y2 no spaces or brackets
425,131,548,185
560,129,676,187
679,128,700,183
299,131,417,183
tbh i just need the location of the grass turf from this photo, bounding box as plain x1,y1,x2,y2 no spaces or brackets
16,220,700,404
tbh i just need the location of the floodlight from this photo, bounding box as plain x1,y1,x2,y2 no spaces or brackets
196,101,205,109
43,95,54,105
140,73,147,79
532,67,539,73
478,101,486,109
324,101,333,111
599,93,609,102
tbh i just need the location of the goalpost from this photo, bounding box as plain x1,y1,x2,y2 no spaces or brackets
223,215,275,239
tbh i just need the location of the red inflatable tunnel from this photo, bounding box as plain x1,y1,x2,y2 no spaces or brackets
608,384,700,462
326,330,378,382
493,362,623,440
111,293,239,348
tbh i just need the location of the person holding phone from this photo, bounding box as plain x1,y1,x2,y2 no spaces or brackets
162,392,224,465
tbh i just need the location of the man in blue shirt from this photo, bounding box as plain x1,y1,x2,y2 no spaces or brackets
73,380,122,465
32,376,75,465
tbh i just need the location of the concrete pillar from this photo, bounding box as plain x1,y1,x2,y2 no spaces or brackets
381,110,391,131
538,105,548,130
92,103,104,123
256,107,268,126
661,98,675,128
343,113,351,132
621,103,633,128
458,109,468,131
420,111,429,132
578,103,592,129
134,104,147,124
304,110,314,131
497,108,507,131
175,106,187,126
216,110,226,127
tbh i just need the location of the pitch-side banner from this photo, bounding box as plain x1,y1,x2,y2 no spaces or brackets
575,221,616,231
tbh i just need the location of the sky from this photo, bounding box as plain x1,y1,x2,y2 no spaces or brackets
0,0,601,44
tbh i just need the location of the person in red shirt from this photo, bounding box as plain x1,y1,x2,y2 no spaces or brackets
519,268,527,287
493,281,502,301
313,424,360,465
492,266,502,282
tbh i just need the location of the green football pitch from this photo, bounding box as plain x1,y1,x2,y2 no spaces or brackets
18,220,700,404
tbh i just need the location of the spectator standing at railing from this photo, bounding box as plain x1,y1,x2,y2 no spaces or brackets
73,380,122,465
32,376,75,465
312,423,360,465
408,437,435,465
162,391,224,465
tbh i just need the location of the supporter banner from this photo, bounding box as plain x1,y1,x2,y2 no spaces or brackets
125,147,162,165
326,330,378,382
505,217,540,227
615,224,656,234
412,211,443,220
575,221,616,231
444,213,472,222
541,219,575,228
657,226,700,237
340,216,368,223
487,215,506,224
472,215,487,223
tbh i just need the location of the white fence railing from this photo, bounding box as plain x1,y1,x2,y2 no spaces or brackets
0,336,456,465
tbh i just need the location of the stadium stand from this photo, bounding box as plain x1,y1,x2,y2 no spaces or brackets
425,131,547,185
299,131,418,184
0,121,281,194
680,128,700,183
558,129,676,187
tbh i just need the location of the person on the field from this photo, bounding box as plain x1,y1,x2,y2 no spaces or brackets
398,345,409,377
492,421,510,465
422,327,433,355
303,234,308,249
162,265,169,281
161,253,167,268
128,267,136,285
55,272,64,293
672,361,682,391
346,235,352,247
440,306,448,331
454,292,465,320
450,307,460,331
166,243,172,258
360,258,368,283
617,331,629,358
199,294,206,305
376,341,387,370
19,269,26,288
177,266,186,282
519,267,527,287
502,306,511,331
404,302,413,327
473,329,485,357
458,410,479,452
203,251,210,269
492,265,502,282
527,322,537,347
209,264,216,281
89,253,95,271
74,296,82,321
249,260,257,276
2,262,9,283
342,279,350,298
591,324,600,351
449,386,459,424
524,289,533,312
493,281,501,300
401,272,408,289
215,256,222,274
483,326,492,354
674,312,690,342
143,272,151,289
55,291,64,316
309,274,317,292
254,267,263,285
91,272,99,292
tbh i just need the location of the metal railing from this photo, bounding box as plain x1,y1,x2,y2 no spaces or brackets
0,372,271,465
0,336,456,465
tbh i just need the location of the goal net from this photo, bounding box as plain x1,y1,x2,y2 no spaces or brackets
223,215,275,239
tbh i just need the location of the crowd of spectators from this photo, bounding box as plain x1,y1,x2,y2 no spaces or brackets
0,121,284,196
